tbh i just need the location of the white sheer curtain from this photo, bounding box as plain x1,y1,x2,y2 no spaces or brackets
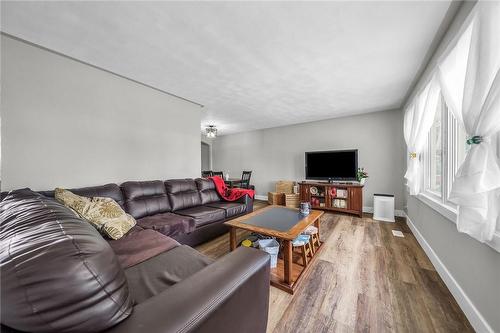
403,76,441,195
403,103,416,192
438,1,500,243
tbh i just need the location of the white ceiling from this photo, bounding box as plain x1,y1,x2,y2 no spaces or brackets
1,1,451,135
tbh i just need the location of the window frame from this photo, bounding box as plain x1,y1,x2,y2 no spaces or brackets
420,95,460,215
422,95,446,201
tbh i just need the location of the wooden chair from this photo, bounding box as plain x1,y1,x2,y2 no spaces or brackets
303,225,320,253
201,170,213,178
292,235,312,266
212,171,224,178
295,244,313,266
240,171,252,189
311,233,321,253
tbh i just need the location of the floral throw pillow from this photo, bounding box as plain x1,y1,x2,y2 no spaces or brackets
54,188,136,240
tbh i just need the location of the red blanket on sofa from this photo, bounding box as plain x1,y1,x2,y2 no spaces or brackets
209,176,255,201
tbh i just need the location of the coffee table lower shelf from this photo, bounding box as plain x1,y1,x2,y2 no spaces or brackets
270,242,324,294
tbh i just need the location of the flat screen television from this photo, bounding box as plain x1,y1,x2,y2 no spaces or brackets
305,150,358,181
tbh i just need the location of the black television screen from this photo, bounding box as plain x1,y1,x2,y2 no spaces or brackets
305,150,358,181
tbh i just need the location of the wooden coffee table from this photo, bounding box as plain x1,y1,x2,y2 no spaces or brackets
225,205,324,294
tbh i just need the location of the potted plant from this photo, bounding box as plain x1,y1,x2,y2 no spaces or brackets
357,168,368,185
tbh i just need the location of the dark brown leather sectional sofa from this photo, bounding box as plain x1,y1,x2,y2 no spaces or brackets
40,177,254,247
0,178,269,333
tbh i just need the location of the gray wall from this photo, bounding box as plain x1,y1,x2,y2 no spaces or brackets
404,1,499,331
1,35,202,190
213,109,406,210
407,197,500,331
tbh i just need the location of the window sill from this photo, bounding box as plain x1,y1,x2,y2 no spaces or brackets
417,192,457,222
416,192,500,252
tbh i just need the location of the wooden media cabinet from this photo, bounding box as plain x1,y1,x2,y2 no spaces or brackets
299,181,363,217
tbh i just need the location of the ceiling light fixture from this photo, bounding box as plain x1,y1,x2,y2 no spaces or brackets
205,125,218,138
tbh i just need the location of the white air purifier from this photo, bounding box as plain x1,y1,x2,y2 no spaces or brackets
373,194,395,222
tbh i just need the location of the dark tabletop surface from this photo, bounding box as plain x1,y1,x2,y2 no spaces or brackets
241,206,304,232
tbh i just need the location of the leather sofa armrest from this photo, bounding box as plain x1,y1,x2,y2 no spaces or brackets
235,194,253,213
105,247,270,333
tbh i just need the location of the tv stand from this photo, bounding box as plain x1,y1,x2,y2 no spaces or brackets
325,180,356,185
299,181,363,217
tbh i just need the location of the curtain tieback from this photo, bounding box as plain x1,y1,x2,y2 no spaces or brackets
466,136,483,145
409,152,417,159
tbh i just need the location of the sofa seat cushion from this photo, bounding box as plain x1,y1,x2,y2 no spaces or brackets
108,227,179,269
125,245,214,304
175,206,226,227
206,202,247,218
137,212,196,237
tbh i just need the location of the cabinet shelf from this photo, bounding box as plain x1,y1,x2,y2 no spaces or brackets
300,181,363,217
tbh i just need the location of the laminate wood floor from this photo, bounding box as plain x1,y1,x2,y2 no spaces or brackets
195,201,473,333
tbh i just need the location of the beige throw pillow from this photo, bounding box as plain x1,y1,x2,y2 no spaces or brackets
54,188,136,240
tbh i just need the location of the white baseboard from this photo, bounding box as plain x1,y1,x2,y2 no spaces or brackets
405,214,493,333
363,206,374,213
255,195,268,201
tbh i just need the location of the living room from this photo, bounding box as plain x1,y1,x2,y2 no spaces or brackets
1,1,499,333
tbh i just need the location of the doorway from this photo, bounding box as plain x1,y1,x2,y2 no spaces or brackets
201,142,211,173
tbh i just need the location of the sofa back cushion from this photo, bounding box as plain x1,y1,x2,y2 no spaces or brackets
165,179,201,211
196,178,222,205
0,189,132,333
40,183,125,208
121,181,171,219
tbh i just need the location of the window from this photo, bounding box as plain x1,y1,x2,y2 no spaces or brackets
422,95,468,208
420,100,500,248
447,111,469,200
426,102,442,196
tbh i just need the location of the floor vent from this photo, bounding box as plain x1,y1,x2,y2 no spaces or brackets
392,230,404,238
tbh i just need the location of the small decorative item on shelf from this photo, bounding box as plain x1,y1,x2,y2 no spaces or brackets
332,198,347,208
357,167,368,185
310,197,321,207
329,187,337,197
336,189,348,198
310,186,318,195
